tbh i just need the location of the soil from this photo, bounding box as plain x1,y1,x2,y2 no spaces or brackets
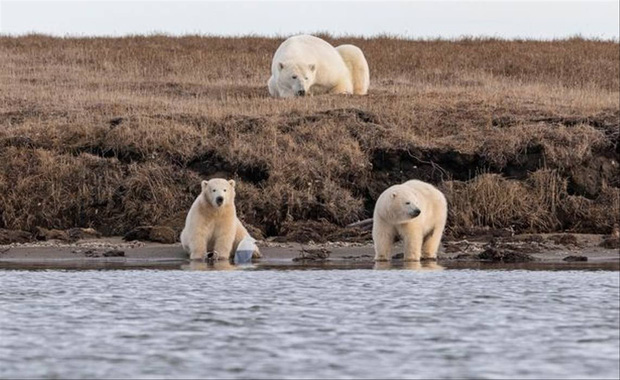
1,233,617,270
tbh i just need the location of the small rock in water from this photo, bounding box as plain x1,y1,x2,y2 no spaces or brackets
563,255,588,262
293,248,331,262
103,249,125,257
453,253,479,261
478,247,535,263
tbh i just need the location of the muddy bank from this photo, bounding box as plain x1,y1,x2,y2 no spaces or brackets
1,233,617,271
1,36,619,240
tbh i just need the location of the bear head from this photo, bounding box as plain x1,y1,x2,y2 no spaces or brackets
276,62,316,97
383,187,422,223
201,178,236,208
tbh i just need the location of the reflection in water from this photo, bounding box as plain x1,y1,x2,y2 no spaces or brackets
373,260,444,271
181,260,241,271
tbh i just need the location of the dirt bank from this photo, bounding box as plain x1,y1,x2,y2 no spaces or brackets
1,36,619,241
1,233,617,271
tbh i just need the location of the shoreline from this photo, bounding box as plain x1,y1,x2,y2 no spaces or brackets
1,233,618,270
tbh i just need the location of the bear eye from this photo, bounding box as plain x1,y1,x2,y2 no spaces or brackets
406,202,411,205
292,75,297,79
212,189,216,192
223,189,227,192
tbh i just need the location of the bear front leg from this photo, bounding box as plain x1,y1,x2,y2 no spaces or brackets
268,75,279,97
213,231,236,261
373,220,395,262
422,228,443,260
402,226,423,262
188,231,208,261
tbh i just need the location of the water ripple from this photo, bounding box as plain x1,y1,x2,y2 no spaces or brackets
0,269,618,379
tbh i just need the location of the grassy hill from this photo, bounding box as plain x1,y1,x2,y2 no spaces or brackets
0,35,618,240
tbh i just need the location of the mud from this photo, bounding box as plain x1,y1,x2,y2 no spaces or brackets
123,226,177,244
0,232,617,271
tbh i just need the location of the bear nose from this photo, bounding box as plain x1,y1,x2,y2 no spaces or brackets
409,208,421,218
215,196,224,206
297,89,306,96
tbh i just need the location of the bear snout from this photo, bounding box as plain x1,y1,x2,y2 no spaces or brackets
215,196,224,206
296,89,306,96
409,208,421,218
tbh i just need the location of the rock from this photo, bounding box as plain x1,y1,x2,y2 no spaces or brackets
0,229,32,244
599,237,620,249
600,224,620,249
453,253,480,261
549,234,580,247
83,249,100,257
123,226,176,244
478,247,535,263
147,226,177,244
563,255,588,262
34,227,70,242
293,247,331,261
67,228,102,241
81,249,125,257
103,249,125,257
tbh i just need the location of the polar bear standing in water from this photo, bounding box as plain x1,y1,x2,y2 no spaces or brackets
268,35,369,98
373,180,448,262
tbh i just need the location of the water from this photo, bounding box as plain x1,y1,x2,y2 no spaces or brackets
1,265,618,379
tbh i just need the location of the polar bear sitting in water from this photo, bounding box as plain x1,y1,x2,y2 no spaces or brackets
268,34,370,98
180,178,258,261
373,180,448,262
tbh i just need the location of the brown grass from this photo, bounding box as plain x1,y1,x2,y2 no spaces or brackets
0,35,618,239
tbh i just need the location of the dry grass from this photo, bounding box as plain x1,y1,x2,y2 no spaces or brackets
0,35,618,239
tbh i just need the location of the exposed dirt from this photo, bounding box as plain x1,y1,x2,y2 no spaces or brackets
123,226,177,244
0,36,618,240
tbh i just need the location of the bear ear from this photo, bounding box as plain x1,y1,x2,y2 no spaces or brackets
309,64,316,72
201,180,209,191
278,62,284,70
391,192,397,199
228,179,236,188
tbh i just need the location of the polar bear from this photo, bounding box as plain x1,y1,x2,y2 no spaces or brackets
267,34,369,98
373,180,448,262
180,178,256,261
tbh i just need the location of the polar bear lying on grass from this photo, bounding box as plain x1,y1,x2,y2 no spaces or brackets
373,180,448,262
268,34,370,98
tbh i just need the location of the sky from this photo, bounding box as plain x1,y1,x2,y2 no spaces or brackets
0,1,618,40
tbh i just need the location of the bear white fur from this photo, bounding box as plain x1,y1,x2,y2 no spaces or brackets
268,35,369,98
372,180,448,262
180,178,253,261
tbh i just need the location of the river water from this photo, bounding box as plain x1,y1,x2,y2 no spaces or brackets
1,263,618,379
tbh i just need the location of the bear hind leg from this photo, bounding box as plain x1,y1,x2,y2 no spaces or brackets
421,230,441,260
330,79,353,95
422,228,444,260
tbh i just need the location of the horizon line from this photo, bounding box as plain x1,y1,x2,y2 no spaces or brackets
1,31,618,42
